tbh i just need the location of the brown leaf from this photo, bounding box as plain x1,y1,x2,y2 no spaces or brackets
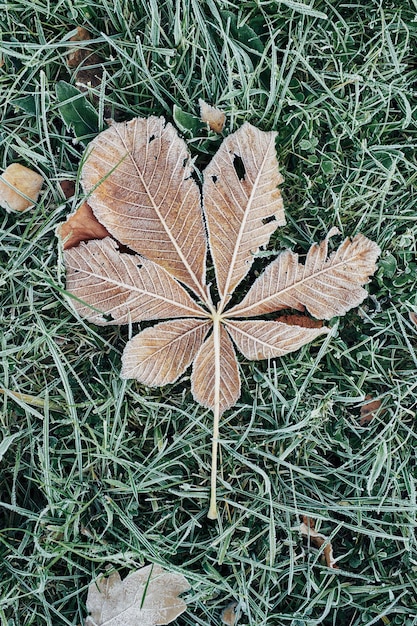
203,122,285,306
224,320,329,360
63,115,380,517
81,117,208,297
191,325,241,415
221,602,241,626
67,26,102,88
64,238,208,325
199,99,226,133
0,163,43,212
300,516,338,569
85,564,190,626
409,311,417,326
360,394,382,425
58,201,111,250
227,233,380,320
121,319,211,386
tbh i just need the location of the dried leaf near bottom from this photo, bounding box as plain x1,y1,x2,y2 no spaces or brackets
60,115,380,517
85,565,190,626
300,516,338,569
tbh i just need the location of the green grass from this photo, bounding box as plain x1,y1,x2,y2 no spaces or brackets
1,0,417,624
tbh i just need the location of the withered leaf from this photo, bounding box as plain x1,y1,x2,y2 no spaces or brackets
0,163,43,212
199,98,226,133
85,565,190,626
61,115,380,518
300,516,338,569
359,394,382,425
58,201,111,250
67,26,103,88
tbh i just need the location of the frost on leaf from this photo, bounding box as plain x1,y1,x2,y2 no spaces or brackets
85,565,190,626
0,163,43,212
60,115,380,518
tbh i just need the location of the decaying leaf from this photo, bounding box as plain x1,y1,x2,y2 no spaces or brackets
409,311,417,327
60,115,380,518
0,163,43,212
359,394,382,425
66,26,103,88
199,98,226,133
300,516,338,569
85,564,190,626
221,601,241,626
58,201,111,250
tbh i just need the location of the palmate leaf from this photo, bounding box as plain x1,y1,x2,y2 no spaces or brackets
62,116,380,519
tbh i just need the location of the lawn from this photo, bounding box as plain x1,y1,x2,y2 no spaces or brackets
1,1,417,624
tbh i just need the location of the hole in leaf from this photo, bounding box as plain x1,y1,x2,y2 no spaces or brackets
103,313,114,322
262,215,276,225
148,134,155,143
233,154,245,180
211,175,218,183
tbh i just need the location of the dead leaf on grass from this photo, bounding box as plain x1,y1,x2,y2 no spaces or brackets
199,99,226,133
60,115,380,518
85,564,190,626
58,201,111,250
300,516,338,569
0,163,43,212
359,394,382,425
67,26,103,88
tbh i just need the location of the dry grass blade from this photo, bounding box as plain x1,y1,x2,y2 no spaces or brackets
227,234,381,319
224,320,329,360
121,319,211,386
65,238,208,325
81,117,209,299
203,123,284,308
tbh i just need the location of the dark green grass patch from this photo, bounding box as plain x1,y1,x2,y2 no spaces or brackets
1,1,417,624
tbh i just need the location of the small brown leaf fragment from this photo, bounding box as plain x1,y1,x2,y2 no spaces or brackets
58,201,111,250
360,394,382,425
59,179,76,199
409,311,417,327
276,314,323,328
67,26,103,88
221,602,241,626
0,163,43,212
85,564,190,626
199,99,226,133
300,516,337,569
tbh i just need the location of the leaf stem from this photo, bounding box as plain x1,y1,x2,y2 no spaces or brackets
208,314,221,519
